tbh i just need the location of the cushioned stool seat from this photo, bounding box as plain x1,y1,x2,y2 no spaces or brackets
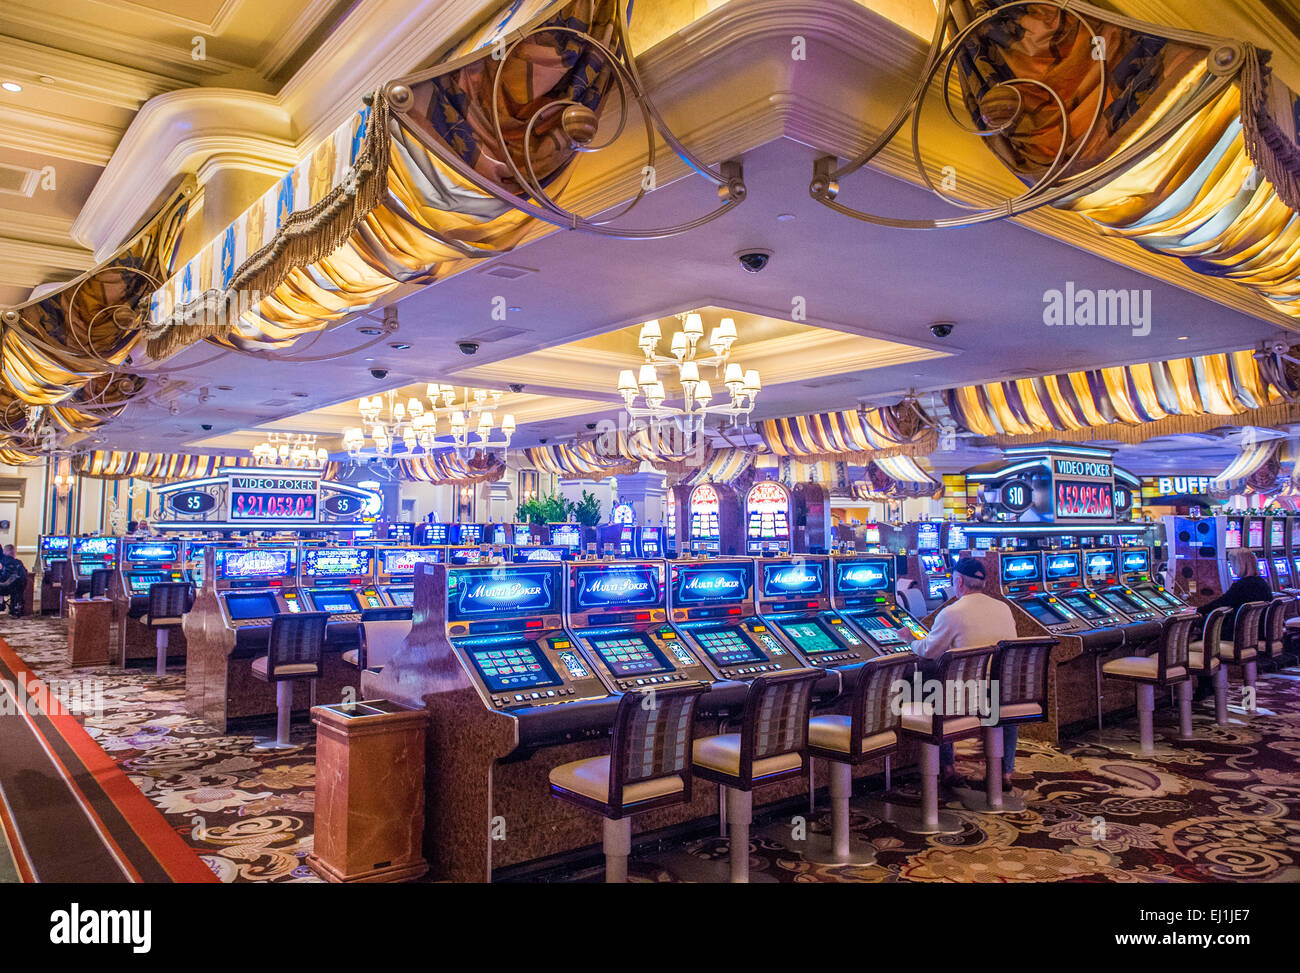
1101,656,1186,681
550,757,685,806
807,718,896,756
692,734,802,779
250,657,319,678
900,702,981,737
1217,640,1257,660
1098,613,1198,754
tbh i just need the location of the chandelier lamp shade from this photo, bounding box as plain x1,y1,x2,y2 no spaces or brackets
251,433,328,468
343,386,516,460
617,315,759,431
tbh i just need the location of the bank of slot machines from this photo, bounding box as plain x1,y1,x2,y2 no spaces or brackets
1082,549,1160,623
375,546,443,608
299,547,381,628
745,482,792,555
71,536,118,594
487,523,531,548
1117,547,1188,613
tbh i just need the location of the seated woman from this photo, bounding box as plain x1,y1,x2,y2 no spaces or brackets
1196,548,1272,643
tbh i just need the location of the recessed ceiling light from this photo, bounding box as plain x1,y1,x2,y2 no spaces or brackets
389,342,411,350
1177,335,1189,340
38,75,54,84
1,82,22,93
216,385,233,391
357,326,383,335
508,306,521,312
776,213,796,222
291,392,309,397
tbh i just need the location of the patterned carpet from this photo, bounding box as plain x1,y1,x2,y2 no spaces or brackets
2,612,1298,883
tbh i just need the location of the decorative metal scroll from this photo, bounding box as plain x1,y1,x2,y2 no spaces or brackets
383,0,745,239
810,0,1245,229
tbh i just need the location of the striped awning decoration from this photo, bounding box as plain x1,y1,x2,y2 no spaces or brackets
388,451,506,485
524,441,641,479
760,404,938,463
684,448,754,486
946,350,1298,446
73,451,254,482
852,454,941,501
1208,436,1283,498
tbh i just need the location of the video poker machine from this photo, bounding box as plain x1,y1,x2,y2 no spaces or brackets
1118,547,1189,613
299,547,382,624
1082,548,1160,623
745,481,792,555
375,546,444,608
637,526,664,558
71,536,118,594
1245,515,1269,584
119,539,185,599
548,523,583,554
38,534,70,573
755,555,872,674
828,555,928,655
452,523,485,547
415,522,450,546
597,522,637,558
1265,515,1291,591
668,559,810,681
563,560,714,694
214,546,301,637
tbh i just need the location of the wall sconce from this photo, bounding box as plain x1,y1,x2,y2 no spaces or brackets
52,469,73,498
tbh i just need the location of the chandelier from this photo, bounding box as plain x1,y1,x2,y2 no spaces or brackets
343,386,516,459
615,314,761,431
252,433,328,468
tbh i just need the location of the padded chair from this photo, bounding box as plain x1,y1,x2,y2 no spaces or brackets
897,644,996,833
896,583,927,620
1100,612,1198,755
251,612,328,749
1188,606,1231,726
88,568,113,599
804,653,915,864
1261,596,1292,668
691,668,822,883
143,581,190,677
958,636,1056,813
549,682,709,882
345,618,411,673
46,559,70,616
1218,600,1268,713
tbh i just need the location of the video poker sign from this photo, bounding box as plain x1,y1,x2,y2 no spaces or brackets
1049,451,1116,523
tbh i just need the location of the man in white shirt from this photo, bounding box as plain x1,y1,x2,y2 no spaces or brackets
905,557,1019,791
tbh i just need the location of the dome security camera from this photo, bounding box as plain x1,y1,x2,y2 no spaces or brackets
200,423,213,431
735,248,773,273
370,367,389,380
509,383,524,394
458,341,480,356
929,321,955,338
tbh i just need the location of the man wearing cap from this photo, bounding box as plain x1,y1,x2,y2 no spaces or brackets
905,556,1019,792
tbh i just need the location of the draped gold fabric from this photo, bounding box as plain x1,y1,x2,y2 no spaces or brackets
760,404,937,462
74,450,254,482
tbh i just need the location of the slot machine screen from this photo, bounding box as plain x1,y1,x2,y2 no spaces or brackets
1085,550,1116,580
691,627,765,666
947,525,966,550
1020,597,1071,626
777,619,840,655
225,592,280,620
1258,556,1270,578
302,548,372,578
1099,589,1147,615
124,542,179,563
672,562,753,606
1121,549,1149,574
916,522,940,551
1058,536,1077,549
513,525,532,546
864,527,881,545
448,547,483,564
217,548,294,580
515,546,565,563
468,642,561,693
569,563,662,613
1292,519,1300,546
380,548,443,574
1273,558,1290,580
549,524,581,550
127,571,171,595
855,611,906,645
1134,585,1183,611
1044,552,1080,581
389,587,415,607
1119,534,1140,546
589,634,673,677
1247,519,1264,548
458,524,484,545
1060,592,1108,621
423,523,449,544
1225,519,1243,548
40,536,70,557
1000,554,1041,585
447,566,560,621
1271,520,1285,549
312,589,360,614
919,553,946,574
1227,559,1240,581
760,561,824,598
927,578,950,601
489,524,508,546
834,559,891,595
74,537,116,556
974,536,993,551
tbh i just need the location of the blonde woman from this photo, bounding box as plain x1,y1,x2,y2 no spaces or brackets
1197,548,1272,642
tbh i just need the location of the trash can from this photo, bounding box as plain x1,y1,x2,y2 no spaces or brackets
67,597,112,668
307,699,429,883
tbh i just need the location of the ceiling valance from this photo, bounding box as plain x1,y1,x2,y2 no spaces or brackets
73,450,253,482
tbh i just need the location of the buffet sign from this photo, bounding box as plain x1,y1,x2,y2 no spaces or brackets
152,469,380,530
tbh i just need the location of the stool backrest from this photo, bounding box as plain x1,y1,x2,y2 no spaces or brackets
1264,596,1291,653
357,618,412,671
148,581,191,620
265,612,329,681
89,568,113,599
1228,601,1269,662
738,668,822,781
1155,612,1198,678
48,559,68,587
607,682,710,810
991,637,1056,709
359,606,412,622
848,654,916,756
1197,606,1231,674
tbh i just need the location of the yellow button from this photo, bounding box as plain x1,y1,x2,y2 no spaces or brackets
753,625,766,632
553,640,570,648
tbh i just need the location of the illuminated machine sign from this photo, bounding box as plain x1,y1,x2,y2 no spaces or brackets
761,561,825,597
381,549,443,574
690,483,721,543
447,566,559,620
1121,549,1149,574
549,524,581,549
973,447,1137,524
302,548,372,578
74,537,116,556
915,522,940,550
40,536,70,556
1149,475,1213,497
1055,479,1113,520
834,559,891,594
217,548,294,580
125,542,179,563
672,562,752,606
570,564,661,612
151,469,378,531
1085,550,1117,579
1000,554,1041,584
746,482,790,546
611,502,636,526
1044,552,1080,581
1247,519,1264,548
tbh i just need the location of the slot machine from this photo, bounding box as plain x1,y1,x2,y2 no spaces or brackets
299,547,382,627
512,545,568,563
668,558,814,681
637,526,664,559
112,539,189,666
827,555,929,655
1265,515,1290,591
1080,548,1158,622
754,554,874,675
1220,514,1245,591
1118,547,1189,613
376,547,444,607
415,522,450,546
453,523,485,547
744,482,792,555
548,523,582,554
1005,551,1090,637
596,523,636,558
1245,515,1268,585
563,560,716,694
212,546,301,633
665,505,678,557
37,534,71,612
1288,515,1300,590
448,545,496,565
71,536,118,594
387,523,415,543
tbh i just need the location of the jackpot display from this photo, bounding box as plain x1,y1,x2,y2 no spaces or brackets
152,470,379,530
972,447,1139,524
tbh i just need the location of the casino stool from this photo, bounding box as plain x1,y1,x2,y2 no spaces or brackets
1099,612,1198,755
88,568,113,600
142,582,190,677
1217,600,1269,716
895,644,996,834
691,668,821,883
251,612,328,750
345,618,411,674
896,583,927,620
1261,596,1293,670
1188,606,1231,726
549,682,709,882
803,654,915,864
45,559,69,616
954,637,1056,814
